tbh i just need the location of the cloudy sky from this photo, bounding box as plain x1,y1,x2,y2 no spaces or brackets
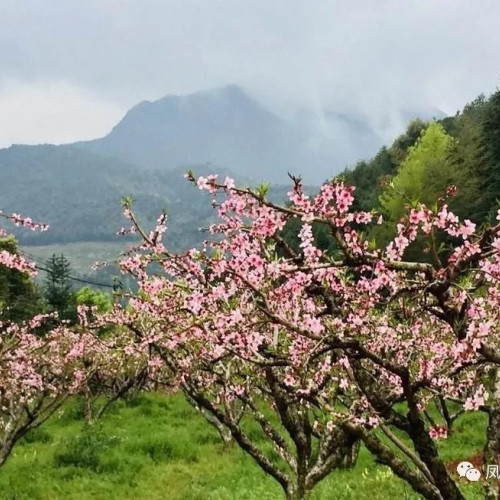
0,0,499,149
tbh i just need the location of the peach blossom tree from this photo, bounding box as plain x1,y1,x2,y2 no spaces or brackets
108,176,500,499
0,211,94,465
0,211,140,467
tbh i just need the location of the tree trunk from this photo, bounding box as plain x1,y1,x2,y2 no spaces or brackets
0,438,15,468
286,483,310,500
343,440,360,469
484,368,500,500
351,426,442,500
407,409,464,500
84,389,93,424
185,393,234,449
214,418,234,451
199,406,234,449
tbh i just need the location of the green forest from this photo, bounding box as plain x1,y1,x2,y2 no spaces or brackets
344,90,500,245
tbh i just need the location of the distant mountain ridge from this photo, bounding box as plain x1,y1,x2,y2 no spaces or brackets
79,85,317,183
0,84,446,255
0,143,252,249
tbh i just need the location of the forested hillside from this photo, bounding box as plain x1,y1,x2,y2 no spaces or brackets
0,144,239,249
343,89,500,250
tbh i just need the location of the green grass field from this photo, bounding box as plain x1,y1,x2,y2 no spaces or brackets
0,393,487,499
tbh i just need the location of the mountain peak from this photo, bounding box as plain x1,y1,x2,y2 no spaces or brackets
202,84,250,100
109,84,264,133
156,85,258,113
82,83,303,182
190,83,247,97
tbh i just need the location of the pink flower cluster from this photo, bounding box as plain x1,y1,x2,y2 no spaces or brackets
105,173,500,450
0,210,50,276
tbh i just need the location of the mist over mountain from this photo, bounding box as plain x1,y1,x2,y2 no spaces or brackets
79,85,446,184
80,85,325,183
0,84,445,254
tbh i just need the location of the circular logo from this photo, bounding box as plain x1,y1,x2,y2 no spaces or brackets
456,461,481,481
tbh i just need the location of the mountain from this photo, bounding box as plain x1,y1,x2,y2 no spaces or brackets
0,84,448,270
0,144,234,250
79,85,322,183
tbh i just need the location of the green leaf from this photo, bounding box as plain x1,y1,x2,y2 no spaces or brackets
256,182,270,198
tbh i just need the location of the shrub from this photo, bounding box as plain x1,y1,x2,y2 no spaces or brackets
54,426,120,472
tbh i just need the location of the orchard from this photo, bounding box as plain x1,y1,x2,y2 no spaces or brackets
2,175,500,499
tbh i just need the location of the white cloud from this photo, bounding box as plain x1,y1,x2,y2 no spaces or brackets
0,1,499,149
0,80,126,148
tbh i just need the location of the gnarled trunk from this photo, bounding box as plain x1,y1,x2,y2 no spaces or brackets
343,440,360,469
406,407,464,500
285,484,310,500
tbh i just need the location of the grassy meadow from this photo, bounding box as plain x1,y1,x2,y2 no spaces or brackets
24,242,128,276
0,392,488,500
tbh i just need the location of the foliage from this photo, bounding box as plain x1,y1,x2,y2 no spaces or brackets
0,237,45,322
343,90,500,237
380,122,455,223
75,287,113,314
343,119,427,214
375,123,463,259
475,89,500,222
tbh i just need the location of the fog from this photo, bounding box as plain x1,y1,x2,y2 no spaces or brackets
1,0,499,158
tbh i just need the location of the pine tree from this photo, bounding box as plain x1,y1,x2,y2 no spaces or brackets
475,88,500,222
44,254,74,320
376,123,457,261
380,122,455,222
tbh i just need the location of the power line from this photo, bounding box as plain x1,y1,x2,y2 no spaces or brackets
21,251,116,290
35,263,116,289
